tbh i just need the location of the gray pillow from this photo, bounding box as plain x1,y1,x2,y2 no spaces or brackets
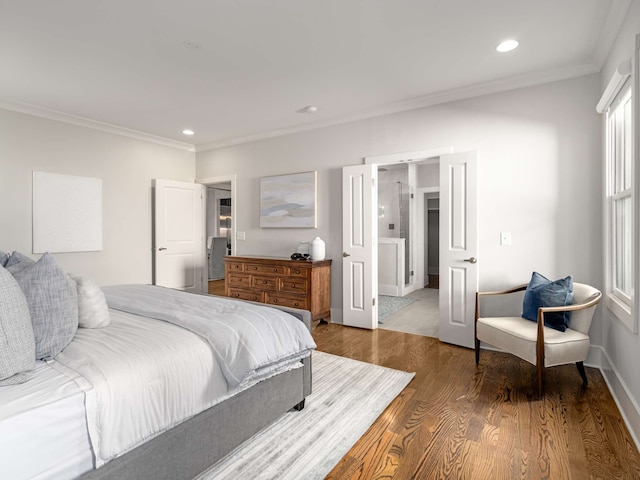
5,251,35,274
0,250,8,268
0,266,36,385
68,274,111,328
8,253,78,360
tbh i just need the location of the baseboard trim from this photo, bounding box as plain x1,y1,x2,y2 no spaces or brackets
596,346,640,453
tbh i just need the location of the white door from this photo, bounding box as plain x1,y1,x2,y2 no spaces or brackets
342,164,378,329
154,179,206,292
439,151,478,348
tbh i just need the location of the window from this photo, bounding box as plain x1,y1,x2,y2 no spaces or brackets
604,79,634,329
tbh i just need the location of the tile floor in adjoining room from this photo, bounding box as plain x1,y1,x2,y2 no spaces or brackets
378,287,439,337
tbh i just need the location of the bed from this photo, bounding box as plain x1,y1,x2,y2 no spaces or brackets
0,252,314,480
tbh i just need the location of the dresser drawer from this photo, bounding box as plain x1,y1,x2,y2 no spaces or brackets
280,278,308,295
227,273,251,288
244,264,287,275
228,288,264,302
287,264,308,277
224,256,331,322
227,262,245,272
252,275,278,291
265,293,308,310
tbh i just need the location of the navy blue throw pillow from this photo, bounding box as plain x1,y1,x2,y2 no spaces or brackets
522,272,573,332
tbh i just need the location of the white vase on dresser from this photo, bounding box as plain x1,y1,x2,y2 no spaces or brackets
310,237,326,261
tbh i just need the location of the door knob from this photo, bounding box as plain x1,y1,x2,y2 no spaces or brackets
342,252,351,258
158,247,167,251
463,257,477,264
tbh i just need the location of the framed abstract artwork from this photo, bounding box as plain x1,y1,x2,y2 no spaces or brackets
259,171,317,228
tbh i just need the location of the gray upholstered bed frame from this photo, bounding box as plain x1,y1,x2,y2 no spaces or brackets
81,303,312,480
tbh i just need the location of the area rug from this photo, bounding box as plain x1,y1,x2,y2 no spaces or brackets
378,294,416,322
196,351,414,480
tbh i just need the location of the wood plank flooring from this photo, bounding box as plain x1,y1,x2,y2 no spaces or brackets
312,323,640,480
208,279,225,296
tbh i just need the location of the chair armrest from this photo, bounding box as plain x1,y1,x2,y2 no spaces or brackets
537,291,602,315
475,284,528,323
476,284,528,297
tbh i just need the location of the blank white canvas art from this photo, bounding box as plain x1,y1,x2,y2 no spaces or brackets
33,171,103,253
259,171,317,228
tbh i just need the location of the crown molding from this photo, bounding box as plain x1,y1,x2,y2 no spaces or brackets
196,62,599,152
0,99,195,152
0,61,602,155
591,0,634,70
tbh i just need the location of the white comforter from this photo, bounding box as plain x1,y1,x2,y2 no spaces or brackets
102,285,316,388
53,287,316,467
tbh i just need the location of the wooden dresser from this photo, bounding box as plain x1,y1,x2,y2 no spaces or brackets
224,255,332,322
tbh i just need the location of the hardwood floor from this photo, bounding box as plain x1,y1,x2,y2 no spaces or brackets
207,279,225,296
312,323,640,479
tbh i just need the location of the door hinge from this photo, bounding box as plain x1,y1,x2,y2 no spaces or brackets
411,193,414,199
373,297,376,306
410,270,414,276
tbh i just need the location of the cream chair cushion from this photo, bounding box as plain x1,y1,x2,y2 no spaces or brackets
476,317,590,367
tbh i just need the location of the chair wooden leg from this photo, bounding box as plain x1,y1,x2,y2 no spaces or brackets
536,363,544,397
576,361,588,386
475,337,480,365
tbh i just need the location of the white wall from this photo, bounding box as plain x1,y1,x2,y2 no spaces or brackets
0,108,195,285
416,162,439,188
597,0,640,446
196,73,603,331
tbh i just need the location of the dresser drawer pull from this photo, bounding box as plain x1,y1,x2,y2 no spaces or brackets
233,293,240,298
273,299,278,304
263,280,268,284
253,296,258,300
294,302,300,307
291,283,295,288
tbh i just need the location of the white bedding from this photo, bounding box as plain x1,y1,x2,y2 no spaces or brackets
54,289,314,468
54,308,232,467
1,287,314,475
102,285,316,388
0,361,92,480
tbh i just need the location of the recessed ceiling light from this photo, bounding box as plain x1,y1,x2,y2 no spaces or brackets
182,129,194,136
297,105,318,114
496,39,519,53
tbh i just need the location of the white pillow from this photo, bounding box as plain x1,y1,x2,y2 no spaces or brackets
69,274,111,328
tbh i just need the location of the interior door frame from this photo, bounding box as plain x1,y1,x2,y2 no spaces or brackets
196,174,237,267
364,147,453,320
362,146,477,347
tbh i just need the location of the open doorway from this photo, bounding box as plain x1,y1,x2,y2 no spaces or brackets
343,150,477,347
376,161,440,337
205,183,231,295
196,174,237,296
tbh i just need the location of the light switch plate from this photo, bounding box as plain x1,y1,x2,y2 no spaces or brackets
236,231,246,240
500,232,511,245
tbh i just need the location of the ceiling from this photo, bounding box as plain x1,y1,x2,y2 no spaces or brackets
0,1,632,151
